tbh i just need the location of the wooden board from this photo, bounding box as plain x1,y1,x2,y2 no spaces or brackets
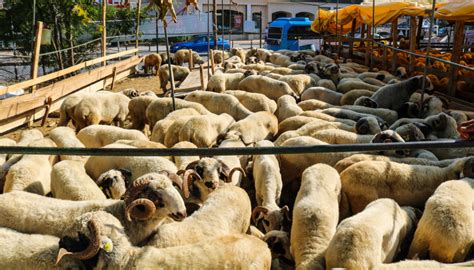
176,68,206,92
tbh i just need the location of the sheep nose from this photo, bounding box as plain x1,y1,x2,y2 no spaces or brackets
169,211,187,221
205,181,217,189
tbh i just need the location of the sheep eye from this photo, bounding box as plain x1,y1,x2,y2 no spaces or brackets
195,167,203,176
157,202,165,208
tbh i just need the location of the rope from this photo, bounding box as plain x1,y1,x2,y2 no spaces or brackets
0,140,472,157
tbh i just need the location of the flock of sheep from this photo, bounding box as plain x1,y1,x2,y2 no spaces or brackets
0,46,473,270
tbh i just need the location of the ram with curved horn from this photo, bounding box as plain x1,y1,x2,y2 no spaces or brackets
0,172,186,246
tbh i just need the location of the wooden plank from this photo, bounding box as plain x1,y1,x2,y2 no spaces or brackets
448,21,465,97
178,68,204,90
0,56,141,120
101,0,107,66
416,16,423,49
0,49,138,96
408,16,418,74
135,0,142,49
391,18,398,72
365,25,371,67
188,49,193,70
349,19,356,57
0,67,134,134
199,64,205,91
31,21,43,92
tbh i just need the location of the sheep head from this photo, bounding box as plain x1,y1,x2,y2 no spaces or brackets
462,157,474,178
355,116,386,135
124,173,187,222
252,206,291,233
394,123,425,142
96,169,132,199
262,230,292,262
354,96,378,109
371,130,408,157
426,112,459,139
57,212,121,266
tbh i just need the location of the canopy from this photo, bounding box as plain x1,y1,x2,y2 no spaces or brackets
312,1,474,35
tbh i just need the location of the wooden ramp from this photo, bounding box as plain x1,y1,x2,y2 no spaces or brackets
174,66,208,95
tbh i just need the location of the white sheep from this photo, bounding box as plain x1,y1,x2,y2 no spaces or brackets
278,74,316,95
224,90,277,113
48,126,86,161
311,128,374,144
340,158,473,213
178,113,235,147
73,92,130,131
299,111,356,126
270,53,293,67
206,71,245,93
227,111,278,145
214,135,247,185
146,97,210,129
336,78,380,93
163,116,196,147
408,177,474,263
238,75,297,101
50,160,106,201
158,64,190,90
95,168,132,199
4,138,57,195
147,184,251,247
298,99,334,110
58,92,88,126
276,95,303,122
300,86,342,105
325,199,420,270
76,125,148,148
252,140,288,233
184,90,252,120
127,95,158,131
57,211,271,269
278,115,317,134
0,227,84,270
172,141,199,171
0,172,187,246
317,79,337,91
290,164,341,270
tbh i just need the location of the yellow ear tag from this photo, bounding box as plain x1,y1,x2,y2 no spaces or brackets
101,238,114,253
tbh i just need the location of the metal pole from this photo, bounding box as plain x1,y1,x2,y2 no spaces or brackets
31,0,36,58
207,0,211,80
135,0,142,50
259,11,263,48
164,25,176,111
213,0,218,50
101,0,107,66
155,11,159,53
370,0,375,70
221,0,224,51
419,0,437,112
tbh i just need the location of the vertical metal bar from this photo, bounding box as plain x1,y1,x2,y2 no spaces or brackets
259,11,263,48
101,0,107,66
135,0,142,51
221,0,224,51
213,0,218,50
370,0,375,70
164,24,176,111
156,11,159,53
207,0,211,80
419,0,437,109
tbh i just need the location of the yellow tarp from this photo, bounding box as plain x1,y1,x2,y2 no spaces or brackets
312,1,474,34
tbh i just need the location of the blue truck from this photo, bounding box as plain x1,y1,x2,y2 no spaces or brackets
265,17,321,51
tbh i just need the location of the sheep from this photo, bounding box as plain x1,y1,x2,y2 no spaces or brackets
340,157,474,214
172,141,199,171
317,79,337,91
119,88,140,99
334,154,460,173
4,138,57,195
0,227,84,270
263,230,293,268
354,76,434,112
238,75,297,101
301,87,342,105
48,126,86,161
58,92,87,126
390,113,459,140
144,53,162,75
321,107,391,126
73,92,130,131
362,77,386,87
312,128,374,144
206,71,244,92
163,116,196,147
336,78,380,93
0,172,187,246
76,125,148,148
230,47,248,62
114,139,167,149
278,74,316,95
227,111,278,145
298,99,334,110
256,48,272,62
158,64,190,90
85,143,177,182
174,49,203,66
224,90,277,113
408,177,474,263
150,115,193,144
95,169,132,199
159,52,174,65
340,89,374,105
57,211,271,270
147,184,251,247
214,135,247,185
270,53,293,67
127,95,158,131
178,113,235,147
50,160,106,201
0,138,15,164
278,116,317,134
290,164,341,270
375,260,474,269
276,95,304,122
325,199,420,270
184,91,252,120
212,49,230,64
252,140,289,233
180,157,242,202
341,105,398,124
145,97,210,129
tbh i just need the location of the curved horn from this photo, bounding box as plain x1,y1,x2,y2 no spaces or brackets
184,160,200,171
56,219,102,264
251,206,269,224
124,177,152,206
125,198,156,221
228,167,246,184
218,160,231,182
159,170,183,191
182,169,201,199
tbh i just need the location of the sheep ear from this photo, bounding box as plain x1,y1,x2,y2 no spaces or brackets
118,169,132,179
281,205,291,222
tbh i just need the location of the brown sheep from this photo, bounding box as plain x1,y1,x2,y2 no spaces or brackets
144,53,162,75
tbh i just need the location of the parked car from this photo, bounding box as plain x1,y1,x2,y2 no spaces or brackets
170,35,230,53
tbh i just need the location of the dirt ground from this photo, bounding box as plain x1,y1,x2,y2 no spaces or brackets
1,75,165,141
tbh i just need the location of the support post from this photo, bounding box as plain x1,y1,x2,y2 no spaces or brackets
164,24,176,111
365,25,371,67
382,46,387,70
408,16,417,74
155,11,159,53
349,18,356,57
110,67,118,91
101,0,107,66
41,97,52,127
188,49,193,70
135,0,142,51
360,24,366,48
259,11,263,48
448,21,465,97
210,49,216,74
31,21,43,92
416,16,423,49
213,0,218,50
199,64,205,90
391,18,398,72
